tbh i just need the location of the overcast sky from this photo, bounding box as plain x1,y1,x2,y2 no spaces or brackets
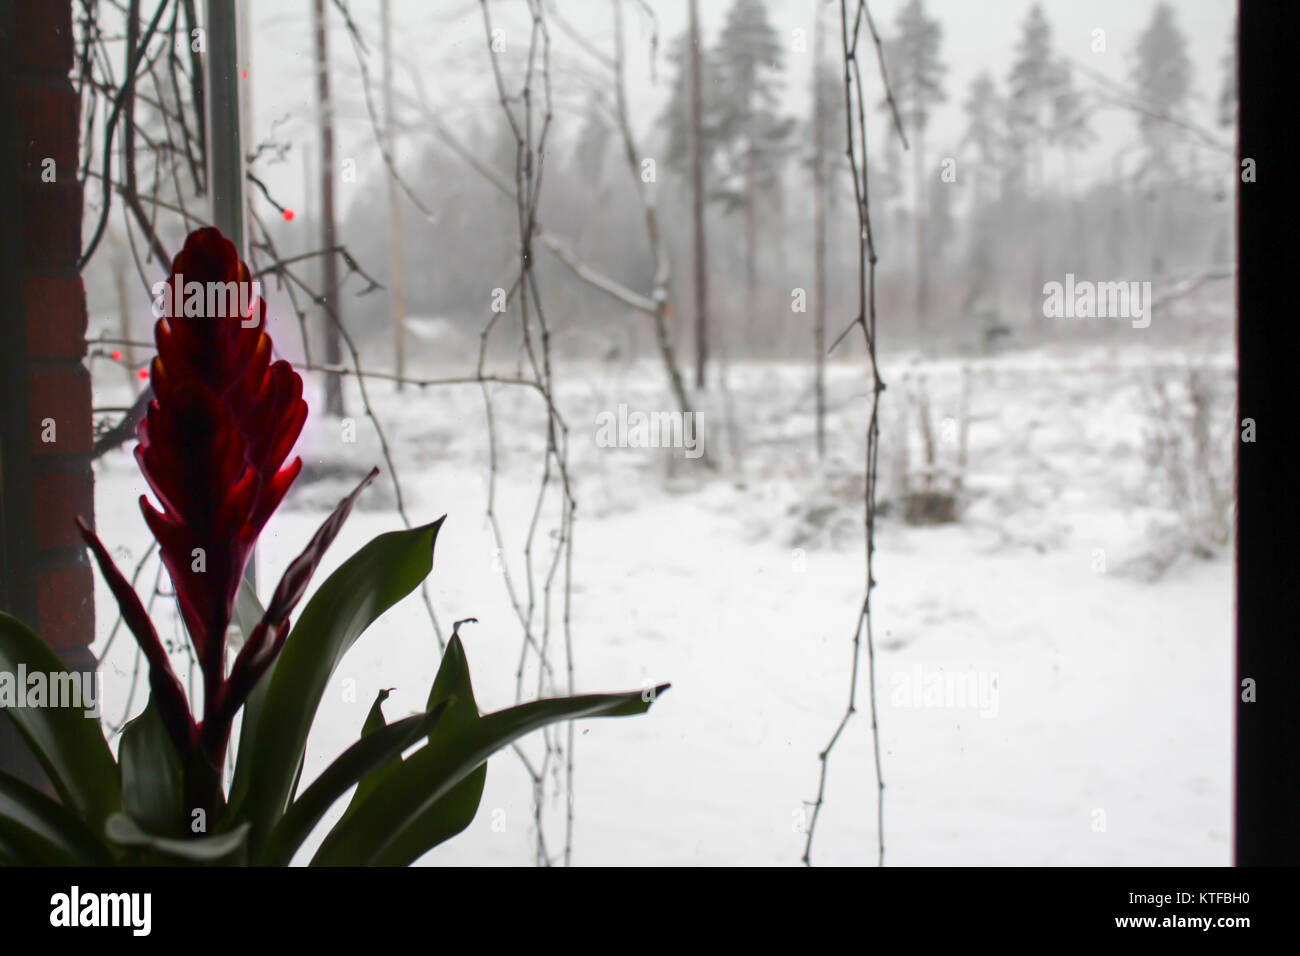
236,0,1234,224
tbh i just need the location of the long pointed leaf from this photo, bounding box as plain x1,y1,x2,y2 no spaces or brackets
340,623,485,830
0,771,115,865
234,518,444,848
344,624,486,863
119,699,184,836
313,656,667,865
105,812,250,864
223,576,270,822
337,688,399,819
257,701,449,866
0,613,120,829
216,470,380,769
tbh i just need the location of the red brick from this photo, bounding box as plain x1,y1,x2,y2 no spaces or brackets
22,183,81,267
16,86,79,178
28,365,91,455
13,3,74,74
32,466,94,551
35,565,95,651
24,277,87,359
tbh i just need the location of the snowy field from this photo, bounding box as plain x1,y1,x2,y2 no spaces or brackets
88,340,1234,866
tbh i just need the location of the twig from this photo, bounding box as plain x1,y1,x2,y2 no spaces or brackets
803,0,896,869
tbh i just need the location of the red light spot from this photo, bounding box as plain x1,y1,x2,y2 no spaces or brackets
137,368,149,380
282,208,295,221
240,70,247,79
110,350,121,361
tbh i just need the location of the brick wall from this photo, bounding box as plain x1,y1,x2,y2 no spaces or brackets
1,0,96,782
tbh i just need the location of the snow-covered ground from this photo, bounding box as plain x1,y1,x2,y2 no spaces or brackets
88,340,1234,865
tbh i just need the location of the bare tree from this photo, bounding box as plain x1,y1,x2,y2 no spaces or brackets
608,0,694,448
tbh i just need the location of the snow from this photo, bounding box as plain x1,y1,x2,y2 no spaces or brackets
88,341,1233,865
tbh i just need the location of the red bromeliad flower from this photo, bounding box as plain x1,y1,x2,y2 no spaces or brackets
79,228,374,799
143,228,305,682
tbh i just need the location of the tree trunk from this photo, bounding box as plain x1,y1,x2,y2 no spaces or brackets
610,0,701,464
744,141,758,347
1032,142,1044,327
313,0,344,416
688,0,709,390
914,130,927,329
382,0,406,390
812,9,828,459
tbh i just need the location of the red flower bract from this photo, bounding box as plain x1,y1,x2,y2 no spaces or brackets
136,227,306,681
78,227,386,818
79,227,310,787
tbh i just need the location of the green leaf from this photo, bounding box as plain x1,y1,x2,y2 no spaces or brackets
223,576,270,823
104,812,250,864
231,571,265,655
0,771,115,865
338,622,489,848
384,766,484,862
312,631,667,866
0,613,120,829
257,701,449,866
226,469,379,831
337,688,399,819
356,623,486,863
232,519,444,848
119,698,184,836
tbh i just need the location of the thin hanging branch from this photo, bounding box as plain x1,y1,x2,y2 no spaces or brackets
477,0,579,867
802,0,900,869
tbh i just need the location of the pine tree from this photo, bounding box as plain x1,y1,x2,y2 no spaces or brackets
711,0,793,338
1006,3,1057,324
883,0,946,326
962,72,1005,331
1132,2,1194,274
1132,1,1193,146
1007,4,1056,166
962,71,1003,206
659,30,716,175
1051,63,1091,157
659,17,719,387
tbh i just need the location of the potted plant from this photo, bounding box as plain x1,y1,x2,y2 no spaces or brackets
0,227,665,866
